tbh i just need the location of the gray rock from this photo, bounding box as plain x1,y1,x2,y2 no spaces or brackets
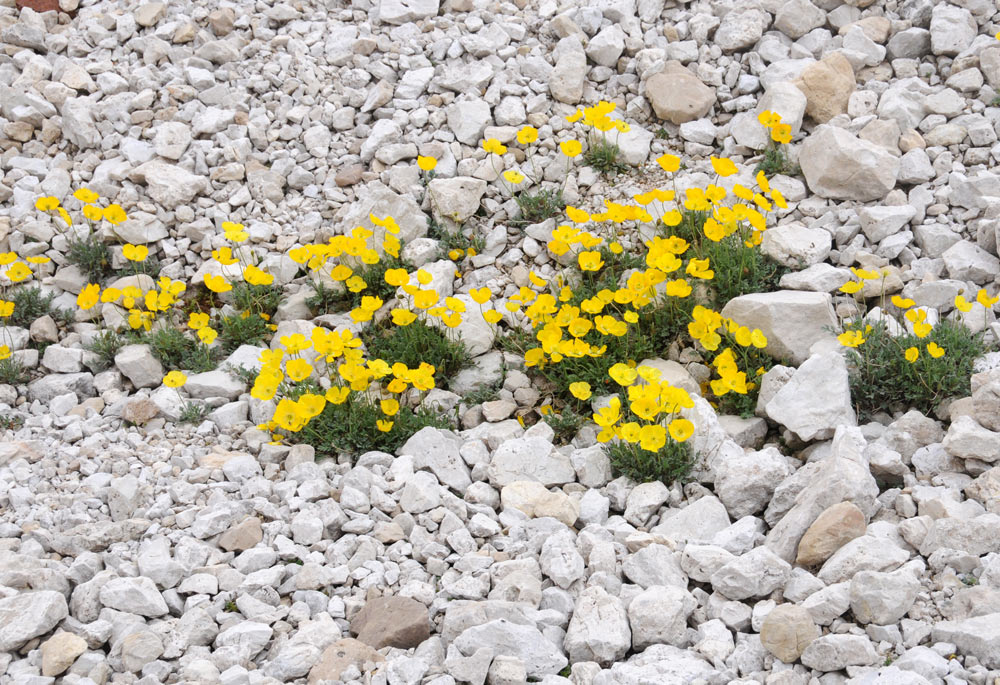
930,612,1000,668
488,437,575,487
0,592,68,651
454,619,568,677
765,351,857,442
564,586,631,665
628,585,697,650
800,634,878,671
929,4,976,56
800,125,899,201
850,563,922,625
99,577,169,617
721,290,838,366
710,546,792,600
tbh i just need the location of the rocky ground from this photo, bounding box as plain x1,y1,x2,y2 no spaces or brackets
3,0,1000,683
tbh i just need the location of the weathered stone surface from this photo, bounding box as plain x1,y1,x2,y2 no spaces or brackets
308,638,385,684
794,53,856,123
800,634,878,671
796,501,866,567
765,351,857,442
930,613,1000,668
0,591,69,651
721,291,838,366
759,604,819,663
800,125,899,201
350,596,430,649
41,631,88,677
646,61,716,124
564,586,630,665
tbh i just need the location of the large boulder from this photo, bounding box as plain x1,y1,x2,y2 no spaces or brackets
646,62,716,124
765,351,857,443
794,53,855,123
800,125,899,201
720,290,838,366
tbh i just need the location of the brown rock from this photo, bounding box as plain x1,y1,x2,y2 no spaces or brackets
16,0,61,13
794,53,856,123
208,8,236,35
122,398,159,425
760,604,819,663
646,61,716,125
218,516,263,552
308,638,385,684
350,596,430,649
41,632,87,677
336,164,364,187
795,501,866,567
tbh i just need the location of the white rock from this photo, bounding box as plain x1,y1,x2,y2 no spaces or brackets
446,99,492,146
761,223,832,267
115,345,164,389
710,546,791,600
929,4,976,56
849,563,922,625
454,620,567,677
721,290,838,366
586,25,625,67
628,585,697,650
801,634,878,671
765,351,857,442
0,592,68,651
930,613,1000,668
378,0,439,24
800,125,899,201
488,437,575,487
714,446,792,518
564,586,631,664
99,577,169,617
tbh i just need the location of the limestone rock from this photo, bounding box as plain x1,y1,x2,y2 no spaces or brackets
350,596,430,649
564,586,631,665
41,631,88,677
794,53,856,123
759,604,819,663
800,125,899,201
0,591,69,651
646,61,716,124
765,352,857,443
796,501,866,566
721,290,838,366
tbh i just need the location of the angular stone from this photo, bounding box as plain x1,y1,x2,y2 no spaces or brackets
930,613,1000,668
766,351,856,442
628,585,697,650
351,596,429,650
308,638,385,684
428,177,487,225
550,36,586,104
500,481,579,527
488,436,575,487
799,125,899,201
114,344,163,390
850,565,921,625
646,61,716,124
564,586,631,665
800,634,878,671
930,4,976,56
99,577,169,617
794,53,856,123
41,631,88,677
378,0,439,25
710,546,792,600
0,591,68,651
454,619,567,677
721,290,838,366
218,516,263,552
760,223,832,268
760,604,819,663
131,160,209,209
796,501,866,566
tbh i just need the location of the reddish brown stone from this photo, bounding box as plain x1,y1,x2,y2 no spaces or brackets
350,596,430,649
17,0,58,11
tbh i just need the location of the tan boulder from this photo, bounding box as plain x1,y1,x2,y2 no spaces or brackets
794,53,856,123
795,501,866,566
646,62,716,125
760,604,820,663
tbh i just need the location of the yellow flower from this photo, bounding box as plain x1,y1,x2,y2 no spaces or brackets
710,156,738,177
757,110,781,128
326,387,350,404
204,273,232,293
289,246,311,264
771,123,792,144
163,370,187,388
891,295,914,309
483,309,502,324
566,109,584,123
560,140,582,157
35,196,60,211
503,170,525,184
954,295,973,313
83,205,103,221
286,358,313,382
482,138,507,155
569,382,592,401
839,280,863,294
469,287,491,304
0,301,13,317
661,209,682,226
417,156,437,171
609,362,638,386
273,398,304,432
74,188,99,204
0,345,10,361
79,285,103,310
212,246,239,265
927,342,945,358
686,258,714,280
243,264,274,286
298,393,326,419
851,267,881,280
377,419,394,432
668,418,694,442
103,204,127,225
391,308,417,326
57,207,73,226
976,288,999,308
904,347,919,363
517,126,538,144
223,221,248,242
28,255,53,265
578,250,604,272
750,329,768,348
188,312,210,330
5,262,31,283
381,398,400,416
656,154,680,172
197,327,218,344
417,268,433,285
122,244,148,262
837,330,866,348
913,322,932,338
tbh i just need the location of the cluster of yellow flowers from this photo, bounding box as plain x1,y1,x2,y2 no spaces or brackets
251,327,436,437
35,189,127,227
77,275,187,333
757,111,792,145
591,363,695,452
838,279,999,364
